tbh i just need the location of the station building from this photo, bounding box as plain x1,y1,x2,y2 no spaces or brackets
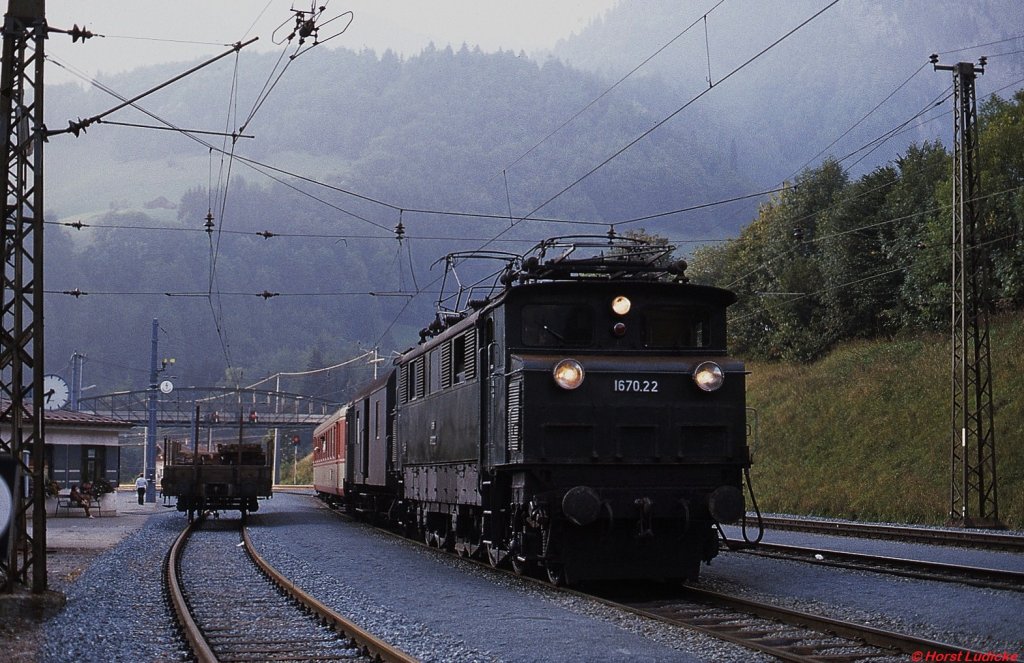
40,410,133,489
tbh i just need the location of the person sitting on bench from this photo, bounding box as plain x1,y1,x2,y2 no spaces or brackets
69,484,94,518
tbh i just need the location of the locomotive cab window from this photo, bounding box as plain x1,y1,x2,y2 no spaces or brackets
521,304,593,347
643,306,709,348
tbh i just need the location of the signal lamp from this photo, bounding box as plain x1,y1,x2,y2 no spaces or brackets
612,322,627,337
611,295,631,316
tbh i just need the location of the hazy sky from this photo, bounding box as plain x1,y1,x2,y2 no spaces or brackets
44,1,619,85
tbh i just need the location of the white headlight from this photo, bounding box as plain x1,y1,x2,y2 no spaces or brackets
552,358,585,390
693,361,724,392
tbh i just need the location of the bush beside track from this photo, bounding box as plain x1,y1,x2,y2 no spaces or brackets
746,312,1024,529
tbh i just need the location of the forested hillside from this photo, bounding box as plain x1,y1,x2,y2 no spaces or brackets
689,90,1024,362
41,2,1024,398
44,43,745,393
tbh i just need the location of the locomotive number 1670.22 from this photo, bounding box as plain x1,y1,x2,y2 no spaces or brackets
612,378,659,393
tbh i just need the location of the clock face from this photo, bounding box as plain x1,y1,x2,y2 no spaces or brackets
43,374,70,410
159,380,174,394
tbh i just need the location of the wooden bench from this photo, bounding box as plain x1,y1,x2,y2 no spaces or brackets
55,494,102,517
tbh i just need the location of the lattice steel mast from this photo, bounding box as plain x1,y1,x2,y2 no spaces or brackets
931,55,1001,529
0,0,46,592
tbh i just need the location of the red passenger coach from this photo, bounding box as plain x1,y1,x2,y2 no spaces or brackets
312,407,347,503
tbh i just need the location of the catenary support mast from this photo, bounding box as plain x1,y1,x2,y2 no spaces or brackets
0,0,46,593
931,55,1002,529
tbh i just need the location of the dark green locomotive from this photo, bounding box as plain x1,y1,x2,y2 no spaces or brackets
344,236,753,584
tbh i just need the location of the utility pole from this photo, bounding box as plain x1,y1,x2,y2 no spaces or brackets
0,0,47,594
144,320,173,503
931,55,1002,529
146,320,159,503
70,351,85,410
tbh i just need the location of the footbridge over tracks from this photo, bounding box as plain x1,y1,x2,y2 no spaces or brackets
79,387,337,429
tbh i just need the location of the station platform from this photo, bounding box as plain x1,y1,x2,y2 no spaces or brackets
30,489,171,551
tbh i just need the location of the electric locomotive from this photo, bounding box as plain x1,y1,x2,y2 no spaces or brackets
344,236,753,584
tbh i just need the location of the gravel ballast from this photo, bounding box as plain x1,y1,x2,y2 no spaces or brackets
26,492,1024,661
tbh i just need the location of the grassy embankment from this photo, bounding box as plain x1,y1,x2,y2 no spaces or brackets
746,313,1023,529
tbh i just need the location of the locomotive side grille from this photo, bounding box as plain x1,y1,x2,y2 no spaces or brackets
441,341,453,389
392,421,400,464
414,356,426,399
463,329,477,380
507,378,522,452
398,365,408,404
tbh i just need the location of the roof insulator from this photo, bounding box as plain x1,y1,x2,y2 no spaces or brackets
204,211,215,234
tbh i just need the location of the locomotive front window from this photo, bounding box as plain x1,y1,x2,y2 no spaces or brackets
521,304,593,347
644,306,708,348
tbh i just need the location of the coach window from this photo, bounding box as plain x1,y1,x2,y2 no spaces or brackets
453,334,466,383
429,348,442,393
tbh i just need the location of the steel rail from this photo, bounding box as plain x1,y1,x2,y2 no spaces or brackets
318,495,994,662
165,522,217,663
750,515,1024,551
678,586,989,657
733,540,1024,591
607,585,990,663
241,526,419,663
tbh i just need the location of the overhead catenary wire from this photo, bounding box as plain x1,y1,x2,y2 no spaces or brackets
495,0,725,177
510,1,841,226
44,9,1019,379
729,228,1023,325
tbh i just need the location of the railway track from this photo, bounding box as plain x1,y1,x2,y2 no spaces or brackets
165,517,417,663
319,499,1012,660
605,585,989,663
729,540,1024,591
749,515,1024,552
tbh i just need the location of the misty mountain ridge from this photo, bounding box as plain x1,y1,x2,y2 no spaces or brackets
42,2,1023,397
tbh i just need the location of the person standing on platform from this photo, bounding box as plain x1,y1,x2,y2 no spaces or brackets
135,473,147,505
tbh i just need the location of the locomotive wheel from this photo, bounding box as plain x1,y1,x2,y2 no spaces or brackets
511,554,529,576
545,563,566,587
486,543,507,568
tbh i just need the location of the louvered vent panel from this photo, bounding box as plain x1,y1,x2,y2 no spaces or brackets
464,330,477,380
414,357,426,399
441,341,452,390
507,378,522,452
398,365,408,404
